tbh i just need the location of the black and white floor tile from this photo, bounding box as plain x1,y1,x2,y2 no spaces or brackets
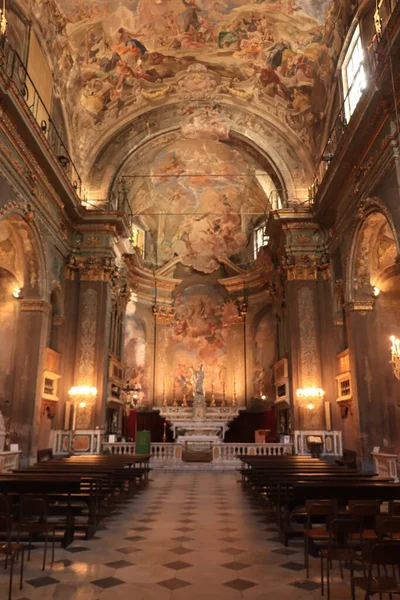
0,472,360,599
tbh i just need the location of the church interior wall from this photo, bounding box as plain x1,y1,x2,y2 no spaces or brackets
0,0,398,472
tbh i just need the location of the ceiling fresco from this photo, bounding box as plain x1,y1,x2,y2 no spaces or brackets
121,103,274,273
28,0,347,169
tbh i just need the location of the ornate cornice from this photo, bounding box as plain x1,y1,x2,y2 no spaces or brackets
19,299,52,314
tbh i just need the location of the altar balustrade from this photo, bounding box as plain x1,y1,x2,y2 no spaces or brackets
101,441,293,468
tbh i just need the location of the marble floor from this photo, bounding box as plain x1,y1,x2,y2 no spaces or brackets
1,472,361,600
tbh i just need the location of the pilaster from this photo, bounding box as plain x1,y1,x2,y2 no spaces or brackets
344,299,375,462
268,210,336,432
11,300,51,459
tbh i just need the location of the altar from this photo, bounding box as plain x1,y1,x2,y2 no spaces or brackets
157,403,239,441
157,367,239,442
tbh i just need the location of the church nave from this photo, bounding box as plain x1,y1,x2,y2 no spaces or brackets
0,472,359,600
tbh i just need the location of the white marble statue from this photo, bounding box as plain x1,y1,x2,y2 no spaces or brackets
191,364,205,396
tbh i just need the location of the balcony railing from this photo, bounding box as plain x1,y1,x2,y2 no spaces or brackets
309,0,399,204
0,35,83,199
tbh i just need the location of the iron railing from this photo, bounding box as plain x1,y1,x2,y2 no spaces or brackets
0,35,82,198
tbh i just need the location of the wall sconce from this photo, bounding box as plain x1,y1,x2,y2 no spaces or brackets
261,394,267,401
373,286,380,297
12,287,23,299
68,386,97,431
390,336,400,380
296,387,325,411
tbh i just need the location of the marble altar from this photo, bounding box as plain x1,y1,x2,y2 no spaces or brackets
158,401,239,441
158,365,239,441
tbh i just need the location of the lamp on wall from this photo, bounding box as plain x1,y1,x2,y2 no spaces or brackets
390,336,400,380
68,386,97,431
12,287,23,299
296,387,325,411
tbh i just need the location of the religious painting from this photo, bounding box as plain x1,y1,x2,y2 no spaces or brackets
124,303,148,400
165,285,240,399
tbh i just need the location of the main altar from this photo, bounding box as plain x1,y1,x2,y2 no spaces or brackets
155,365,239,444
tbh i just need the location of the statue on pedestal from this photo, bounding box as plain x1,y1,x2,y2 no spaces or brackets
191,364,205,396
191,365,206,420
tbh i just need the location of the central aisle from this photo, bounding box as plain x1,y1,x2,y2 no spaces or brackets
15,472,329,600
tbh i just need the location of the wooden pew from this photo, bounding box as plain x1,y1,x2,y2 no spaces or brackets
237,454,399,544
0,474,91,546
15,453,152,537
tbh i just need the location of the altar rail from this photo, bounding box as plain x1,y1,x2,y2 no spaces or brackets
102,442,293,468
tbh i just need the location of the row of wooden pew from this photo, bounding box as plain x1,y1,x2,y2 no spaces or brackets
0,453,151,547
239,455,400,545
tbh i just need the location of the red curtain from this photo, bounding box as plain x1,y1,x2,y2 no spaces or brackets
263,409,277,441
128,409,137,441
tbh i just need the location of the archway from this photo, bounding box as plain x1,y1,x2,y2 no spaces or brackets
0,210,48,456
346,207,400,455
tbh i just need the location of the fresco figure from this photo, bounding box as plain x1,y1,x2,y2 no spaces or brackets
182,0,202,32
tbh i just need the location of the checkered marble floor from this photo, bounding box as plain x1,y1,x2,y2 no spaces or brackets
0,472,361,599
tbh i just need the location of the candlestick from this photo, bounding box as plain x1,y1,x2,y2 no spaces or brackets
163,421,166,442
162,380,167,407
211,383,215,407
182,383,187,407
172,380,177,407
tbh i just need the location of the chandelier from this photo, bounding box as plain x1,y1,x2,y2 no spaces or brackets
390,336,400,380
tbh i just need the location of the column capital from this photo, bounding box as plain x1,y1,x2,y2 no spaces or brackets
19,299,52,314
344,299,375,313
66,254,118,282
